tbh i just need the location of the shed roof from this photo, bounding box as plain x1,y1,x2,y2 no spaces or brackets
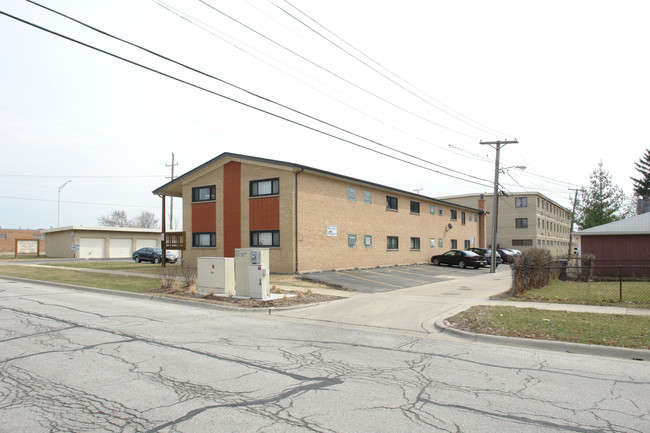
577,212,650,236
41,226,161,234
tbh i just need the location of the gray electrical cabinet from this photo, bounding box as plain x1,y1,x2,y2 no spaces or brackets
234,248,270,297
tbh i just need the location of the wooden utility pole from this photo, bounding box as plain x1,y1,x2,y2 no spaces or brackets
166,152,178,230
567,188,580,257
480,139,519,273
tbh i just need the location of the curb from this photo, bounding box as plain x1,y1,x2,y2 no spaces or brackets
434,319,649,362
0,275,333,314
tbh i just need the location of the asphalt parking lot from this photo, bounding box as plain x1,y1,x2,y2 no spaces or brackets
301,263,502,293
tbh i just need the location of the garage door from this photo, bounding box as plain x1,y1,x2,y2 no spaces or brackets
136,239,157,249
109,239,132,258
79,238,105,259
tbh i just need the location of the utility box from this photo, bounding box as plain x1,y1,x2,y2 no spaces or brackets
235,248,270,297
197,257,235,295
248,264,269,299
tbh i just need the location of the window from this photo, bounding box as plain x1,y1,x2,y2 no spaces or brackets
438,206,443,216
250,178,279,197
192,232,216,247
464,240,471,249
192,185,216,202
438,238,443,248
515,197,528,208
348,234,357,248
364,235,372,248
515,218,528,229
387,236,399,250
430,238,436,248
386,196,398,210
347,188,356,201
410,237,420,250
430,204,435,214
513,239,533,246
451,239,458,249
251,230,280,247
450,210,458,220
461,212,466,225
363,191,372,204
0,234,6,239
410,201,420,214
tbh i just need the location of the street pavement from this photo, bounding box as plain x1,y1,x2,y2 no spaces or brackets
1,277,649,432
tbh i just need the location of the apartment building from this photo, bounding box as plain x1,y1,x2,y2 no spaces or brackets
441,192,572,256
153,153,486,273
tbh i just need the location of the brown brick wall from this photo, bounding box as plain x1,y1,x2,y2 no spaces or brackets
223,161,241,257
191,202,216,232
249,196,280,231
0,230,46,254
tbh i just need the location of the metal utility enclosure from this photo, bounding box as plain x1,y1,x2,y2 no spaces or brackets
197,257,235,295
235,248,270,298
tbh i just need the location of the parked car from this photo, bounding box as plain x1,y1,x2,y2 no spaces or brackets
497,248,517,263
132,247,177,264
431,250,486,269
468,247,502,267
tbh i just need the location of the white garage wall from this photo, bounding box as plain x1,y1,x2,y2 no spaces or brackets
79,238,105,259
109,239,132,258
136,239,157,249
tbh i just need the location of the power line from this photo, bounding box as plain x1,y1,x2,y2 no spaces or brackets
5,5,492,188
273,0,514,140
0,194,158,209
195,0,480,140
152,0,478,162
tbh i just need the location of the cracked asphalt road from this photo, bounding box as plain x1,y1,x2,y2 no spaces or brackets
1,278,649,432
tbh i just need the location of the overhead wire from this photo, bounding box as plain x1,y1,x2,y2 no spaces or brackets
272,0,514,140
195,0,481,140
151,0,470,158
13,2,493,188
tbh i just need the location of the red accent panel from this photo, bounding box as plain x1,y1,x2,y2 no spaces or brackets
223,161,241,257
249,196,280,231
191,202,216,232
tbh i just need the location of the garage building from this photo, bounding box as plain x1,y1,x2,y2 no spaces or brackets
42,226,161,259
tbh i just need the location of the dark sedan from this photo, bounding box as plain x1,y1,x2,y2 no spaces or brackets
132,247,177,264
431,250,486,269
497,248,516,263
468,247,503,267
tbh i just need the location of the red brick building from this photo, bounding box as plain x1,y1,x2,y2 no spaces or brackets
0,228,46,255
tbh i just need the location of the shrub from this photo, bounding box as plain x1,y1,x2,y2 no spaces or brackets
511,248,553,295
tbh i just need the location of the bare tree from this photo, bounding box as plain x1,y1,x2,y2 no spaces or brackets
97,210,159,228
130,211,159,229
97,210,130,227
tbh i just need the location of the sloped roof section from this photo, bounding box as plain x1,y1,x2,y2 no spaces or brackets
577,212,650,236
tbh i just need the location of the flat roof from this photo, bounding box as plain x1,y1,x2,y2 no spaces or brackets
41,226,161,234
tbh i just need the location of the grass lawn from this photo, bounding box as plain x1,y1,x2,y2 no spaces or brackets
517,279,650,308
446,306,650,350
0,265,160,293
46,261,182,271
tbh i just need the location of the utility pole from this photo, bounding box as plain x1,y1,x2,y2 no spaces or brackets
166,152,178,230
480,139,519,273
567,188,580,257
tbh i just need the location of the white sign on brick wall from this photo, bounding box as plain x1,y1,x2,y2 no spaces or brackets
326,225,337,237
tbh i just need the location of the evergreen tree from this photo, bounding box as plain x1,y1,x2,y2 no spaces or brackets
631,148,650,198
575,161,628,230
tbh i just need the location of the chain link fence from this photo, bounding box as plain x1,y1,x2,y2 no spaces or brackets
512,262,650,305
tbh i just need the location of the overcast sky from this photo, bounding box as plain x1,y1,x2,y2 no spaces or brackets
1,0,648,230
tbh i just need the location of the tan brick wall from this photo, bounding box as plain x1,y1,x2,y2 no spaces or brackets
296,172,481,272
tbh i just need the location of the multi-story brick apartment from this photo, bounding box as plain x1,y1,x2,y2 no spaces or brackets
441,192,572,256
153,153,486,273
0,228,46,255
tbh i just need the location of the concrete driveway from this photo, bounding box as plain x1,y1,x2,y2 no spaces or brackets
301,263,498,293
